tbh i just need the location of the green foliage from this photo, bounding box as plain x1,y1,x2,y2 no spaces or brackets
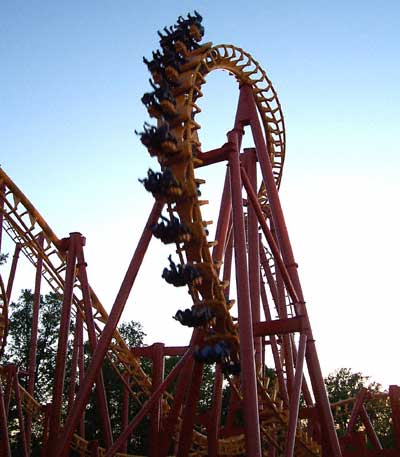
2,288,149,454
325,368,394,448
83,320,148,452
3,289,64,402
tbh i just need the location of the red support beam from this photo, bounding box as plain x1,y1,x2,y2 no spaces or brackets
284,333,307,457
253,316,306,336
57,200,163,456
360,405,382,450
207,365,223,457
77,313,85,438
235,85,341,456
228,128,262,457
239,129,340,454
68,312,81,412
149,343,165,457
389,385,400,448
259,280,289,406
244,148,262,371
176,361,204,457
12,366,29,457
197,143,232,167
345,388,369,436
6,243,21,302
76,239,113,448
0,374,11,457
26,232,44,450
104,346,194,457
212,166,232,265
48,233,79,449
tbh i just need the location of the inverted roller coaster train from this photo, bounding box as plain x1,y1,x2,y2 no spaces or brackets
1,11,400,457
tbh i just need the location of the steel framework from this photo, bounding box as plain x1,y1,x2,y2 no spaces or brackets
0,12,399,457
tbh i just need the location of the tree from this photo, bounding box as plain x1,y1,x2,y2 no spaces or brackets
1,288,148,454
325,368,394,448
3,289,65,401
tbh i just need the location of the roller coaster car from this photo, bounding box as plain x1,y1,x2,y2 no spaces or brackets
174,304,215,327
139,168,182,198
158,11,204,57
194,340,240,376
151,215,191,244
141,80,177,120
162,255,202,287
136,122,178,156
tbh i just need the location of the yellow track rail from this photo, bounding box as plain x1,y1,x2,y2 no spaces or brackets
0,38,319,457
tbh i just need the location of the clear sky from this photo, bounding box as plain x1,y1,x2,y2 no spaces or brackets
1,1,399,387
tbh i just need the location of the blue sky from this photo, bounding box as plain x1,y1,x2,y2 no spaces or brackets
1,1,399,386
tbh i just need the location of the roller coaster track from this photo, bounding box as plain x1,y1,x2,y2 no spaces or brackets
0,8,327,450
10,13,400,456
0,169,153,403
0,35,321,455
135,18,322,454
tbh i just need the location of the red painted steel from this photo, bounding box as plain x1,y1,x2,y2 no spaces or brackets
228,128,262,457
176,361,204,456
48,233,79,449
284,333,307,457
0,31,398,456
207,365,223,457
26,233,44,450
6,243,21,302
12,366,29,457
150,342,165,457
389,385,400,448
58,200,163,455
76,238,113,447
237,87,341,455
104,347,194,457
0,373,11,457
244,148,262,371
360,405,382,450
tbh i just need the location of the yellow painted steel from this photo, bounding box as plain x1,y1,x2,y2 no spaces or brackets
0,35,320,456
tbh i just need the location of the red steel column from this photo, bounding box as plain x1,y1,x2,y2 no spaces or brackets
228,129,262,457
12,366,28,457
284,332,307,457
67,315,80,411
149,342,165,457
26,233,44,449
244,148,262,371
48,233,79,450
275,268,294,397
159,355,195,455
259,279,289,406
6,243,21,301
77,312,85,438
176,361,204,457
236,86,341,455
57,200,163,456
0,375,11,457
359,405,382,450
207,365,223,457
76,239,113,447
389,385,400,448
104,347,194,457
212,167,232,264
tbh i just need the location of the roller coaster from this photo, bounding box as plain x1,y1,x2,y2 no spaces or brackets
1,12,399,457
